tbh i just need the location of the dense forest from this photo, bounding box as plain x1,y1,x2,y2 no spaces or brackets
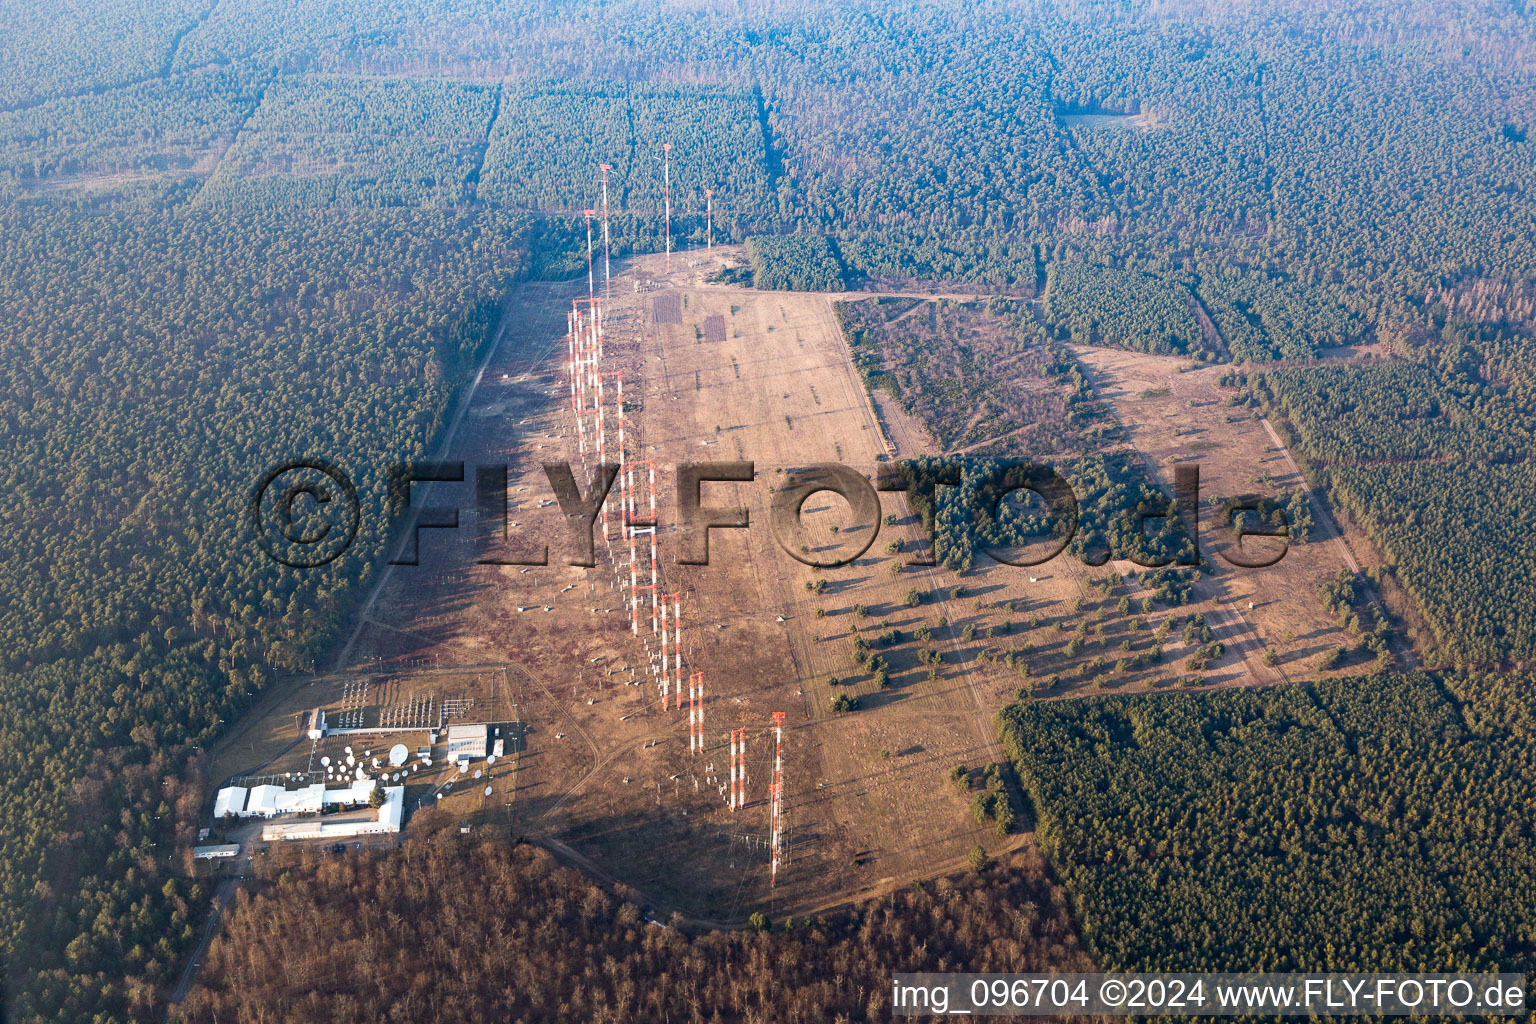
1248,361,1536,667
3,0,1536,1018
1002,671,1536,976
1041,262,1204,358
746,234,846,291
0,193,531,1019
177,834,1091,1023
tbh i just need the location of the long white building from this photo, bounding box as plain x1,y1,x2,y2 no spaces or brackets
212,780,405,840
261,786,404,842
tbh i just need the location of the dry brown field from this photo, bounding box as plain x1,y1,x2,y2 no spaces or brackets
211,246,1367,921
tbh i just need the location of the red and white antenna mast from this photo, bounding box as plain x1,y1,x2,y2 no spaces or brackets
663,142,672,272
659,591,681,708
584,209,596,299
729,727,747,810
770,711,785,886
688,672,704,753
624,457,657,636
662,592,683,709
705,189,713,251
599,164,612,300
569,299,594,455
569,296,601,455
595,370,625,543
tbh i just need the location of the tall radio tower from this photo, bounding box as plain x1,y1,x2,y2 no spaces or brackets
729,727,747,810
584,209,595,299
599,164,612,299
770,711,785,886
663,143,672,271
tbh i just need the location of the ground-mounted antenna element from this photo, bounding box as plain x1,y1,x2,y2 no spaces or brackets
770,711,785,886
663,142,672,272
599,164,612,300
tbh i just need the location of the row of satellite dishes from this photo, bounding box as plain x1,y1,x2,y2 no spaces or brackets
288,742,500,801
314,743,435,786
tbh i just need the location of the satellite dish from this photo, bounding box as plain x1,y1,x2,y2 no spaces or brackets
388,744,408,766
346,754,355,766
484,786,493,796
320,756,331,767
410,764,419,773
487,755,497,766
474,770,483,779
435,792,442,800
344,746,353,754
459,763,468,774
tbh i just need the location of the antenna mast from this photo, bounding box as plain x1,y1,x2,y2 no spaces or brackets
729,727,747,810
599,164,612,299
663,143,672,271
584,209,596,299
770,711,785,886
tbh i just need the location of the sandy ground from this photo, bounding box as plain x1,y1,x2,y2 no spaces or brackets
210,247,1363,923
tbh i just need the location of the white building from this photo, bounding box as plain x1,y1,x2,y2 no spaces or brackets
275,784,326,815
261,786,405,842
244,784,285,818
193,844,240,860
212,786,248,819
445,724,488,764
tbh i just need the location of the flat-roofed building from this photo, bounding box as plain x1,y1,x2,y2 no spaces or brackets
262,786,405,842
244,784,285,818
444,723,488,763
213,786,248,819
275,784,326,815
